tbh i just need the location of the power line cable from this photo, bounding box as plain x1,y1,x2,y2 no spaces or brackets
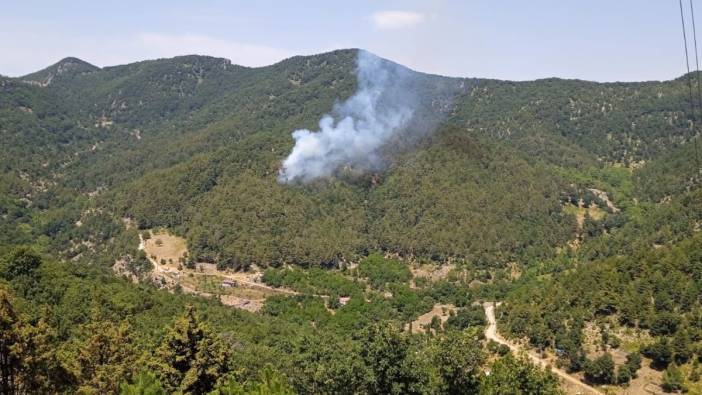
679,0,701,169
688,0,702,170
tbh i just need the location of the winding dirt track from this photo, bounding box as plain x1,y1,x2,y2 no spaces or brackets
138,233,299,296
483,302,603,395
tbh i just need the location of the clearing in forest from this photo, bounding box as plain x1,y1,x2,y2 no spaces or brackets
407,304,456,334
143,230,188,266
563,199,607,250
139,229,294,312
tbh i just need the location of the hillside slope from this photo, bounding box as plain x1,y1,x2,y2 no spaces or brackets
2,49,701,269
4,48,702,394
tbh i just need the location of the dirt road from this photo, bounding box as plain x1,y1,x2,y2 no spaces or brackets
138,233,298,296
483,302,603,395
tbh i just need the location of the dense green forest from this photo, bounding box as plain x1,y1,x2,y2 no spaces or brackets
2,48,702,393
3,49,699,268
0,247,561,394
498,135,702,390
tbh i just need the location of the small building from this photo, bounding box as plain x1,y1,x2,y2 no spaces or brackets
339,296,351,306
221,279,237,288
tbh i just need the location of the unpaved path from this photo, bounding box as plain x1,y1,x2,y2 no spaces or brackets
483,302,603,395
139,233,298,296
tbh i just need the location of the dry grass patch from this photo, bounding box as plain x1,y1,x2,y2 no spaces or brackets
410,264,455,281
194,275,277,299
141,229,294,313
143,230,188,268
407,304,456,334
220,295,264,312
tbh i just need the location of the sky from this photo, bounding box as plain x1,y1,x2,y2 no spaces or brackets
0,1,697,82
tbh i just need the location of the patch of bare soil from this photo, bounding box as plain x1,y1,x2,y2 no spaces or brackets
220,295,264,312
581,322,664,394
407,304,456,334
138,230,295,312
588,188,620,213
112,257,139,283
565,199,607,250
121,217,136,230
410,264,455,282
620,362,664,395
143,230,188,266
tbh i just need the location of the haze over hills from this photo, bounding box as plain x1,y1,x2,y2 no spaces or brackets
2,48,702,393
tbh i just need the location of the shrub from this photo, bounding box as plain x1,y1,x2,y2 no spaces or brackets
357,254,411,289
584,353,615,384
662,364,685,392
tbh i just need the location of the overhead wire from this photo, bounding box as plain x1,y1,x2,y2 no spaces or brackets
679,0,702,170
688,0,702,170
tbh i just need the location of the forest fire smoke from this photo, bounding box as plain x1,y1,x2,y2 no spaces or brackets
278,50,418,184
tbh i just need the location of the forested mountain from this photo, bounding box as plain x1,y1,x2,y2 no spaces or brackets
5,49,699,267
2,48,702,393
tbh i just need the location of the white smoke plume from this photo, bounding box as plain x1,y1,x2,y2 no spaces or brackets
278,50,418,184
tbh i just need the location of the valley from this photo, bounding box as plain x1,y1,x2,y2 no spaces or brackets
2,46,702,394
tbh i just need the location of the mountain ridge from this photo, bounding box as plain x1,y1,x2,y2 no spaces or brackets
20,56,100,86
2,46,702,394
2,48,701,268
14,48,698,85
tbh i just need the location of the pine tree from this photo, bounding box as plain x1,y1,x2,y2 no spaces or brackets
13,311,73,393
151,305,229,394
0,247,42,280
671,329,691,365
0,289,20,395
248,366,295,395
0,289,70,394
616,363,632,385
119,371,166,395
66,317,138,393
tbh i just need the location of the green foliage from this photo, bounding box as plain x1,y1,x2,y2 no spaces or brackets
584,353,615,385
662,363,686,393
0,288,72,394
689,360,700,383
672,329,692,365
0,246,42,279
210,366,295,395
262,267,362,297
120,371,166,395
616,363,632,385
643,338,674,370
487,340,510,357
616,352,641,385
0,233,568,395
287,334,370,394
479,354,563,395
151,305,230,394
617,352,642,384
650,312,681,336
5,48,702,394
354,324,433,395
357,254,412,289
445,306,486,331
63,318,138,393
502,232,702,364
431,329,484,394
7,48,702,273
